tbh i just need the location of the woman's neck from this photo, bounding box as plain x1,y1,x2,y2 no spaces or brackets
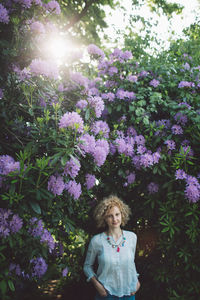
107,228,122,240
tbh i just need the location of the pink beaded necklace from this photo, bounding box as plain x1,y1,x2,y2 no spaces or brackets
105,231,126,252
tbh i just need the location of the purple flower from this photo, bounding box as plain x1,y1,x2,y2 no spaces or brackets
178,81,195,88
181,146,194,158
0,4,9,24
186,176,199,187
164,140,176,150
87,96,104,118
108,66,118,76
9,263,22,277
137,145,146,155
76,100,88,110
9,214,23,233
152,152,161,164
185,185,200,203
127,75,138,82
78,134,96,155
48,175,65,196
64,158,80,178
140,154,154,168
59,112,84,133
87,44,105,58
93,146,107,167
139,70,148,77
0,88,3,99
126,172,136,185
70,72,88,88
62,267,68,277
95,139,109,155
0,208,23,238
149,79,160,88
174,112,188,126
147,182,159,194
101,92,115,102
132,155,141,170
91,121,110,138
29,59,59,80
30,257,48,278
29,218,55,252
175,169,187,180
0,155,20,177
30,21,45,34
171,125,183,135
66,180,81,200
127,127,137,137
85,174,96,190
45,0,61,14
135,135,145,146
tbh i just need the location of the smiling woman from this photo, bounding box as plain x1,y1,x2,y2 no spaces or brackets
83,195,141,299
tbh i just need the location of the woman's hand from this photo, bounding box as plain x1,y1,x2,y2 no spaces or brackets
130,280,141,295
90,277,108,297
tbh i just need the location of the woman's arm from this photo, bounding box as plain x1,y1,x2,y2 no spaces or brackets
90,276,108,297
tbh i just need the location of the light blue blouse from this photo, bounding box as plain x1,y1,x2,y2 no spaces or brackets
83,230,139,297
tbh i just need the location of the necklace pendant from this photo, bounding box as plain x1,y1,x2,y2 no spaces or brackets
117,247,120,252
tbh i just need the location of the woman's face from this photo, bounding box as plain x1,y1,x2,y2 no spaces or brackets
104,205,122,230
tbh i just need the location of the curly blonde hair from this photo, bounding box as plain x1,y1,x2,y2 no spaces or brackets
93,195,131,229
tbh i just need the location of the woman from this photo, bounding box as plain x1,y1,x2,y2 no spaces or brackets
83,195,140,299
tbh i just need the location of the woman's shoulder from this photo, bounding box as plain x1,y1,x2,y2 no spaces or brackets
123,230,137,239
90,232,104,246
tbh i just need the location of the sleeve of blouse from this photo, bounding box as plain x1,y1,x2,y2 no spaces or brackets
83,237,98,282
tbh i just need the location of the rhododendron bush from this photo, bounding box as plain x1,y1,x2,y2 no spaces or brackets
0,0,200,299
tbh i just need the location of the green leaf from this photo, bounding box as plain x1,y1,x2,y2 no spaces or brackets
8,280,15,292
30,202,41,214
0,280,7,295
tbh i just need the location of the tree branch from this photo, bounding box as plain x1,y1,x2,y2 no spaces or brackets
65,0,96,30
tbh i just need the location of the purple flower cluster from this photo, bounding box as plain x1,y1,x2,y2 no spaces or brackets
174,112,188,126
85,174,96,190
0,208,23,238
87,44,105,58
64,158,81,178
126,172,136,185
76,99,88,110
101,92,115,102
171,124,183,135
93,140,109,167
30,257,48,278
70,72,89,88
45,0,61,14
59,112,84,133
0,88,3,99
0,155,20,178
30,21,45,34
65,180,81,200
147,182,159,194
87,96,104,118
116,89,136,101
62,267,68,277
78,134,96,155
149,79,160,88
48,175,65,196
178,81,195,88
110,48,133,63
127,75,138,82
29,59,59,80
0,4,9,24
164,140,176,151
91,121,110,138
29,218,55,252
175,170,200,203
